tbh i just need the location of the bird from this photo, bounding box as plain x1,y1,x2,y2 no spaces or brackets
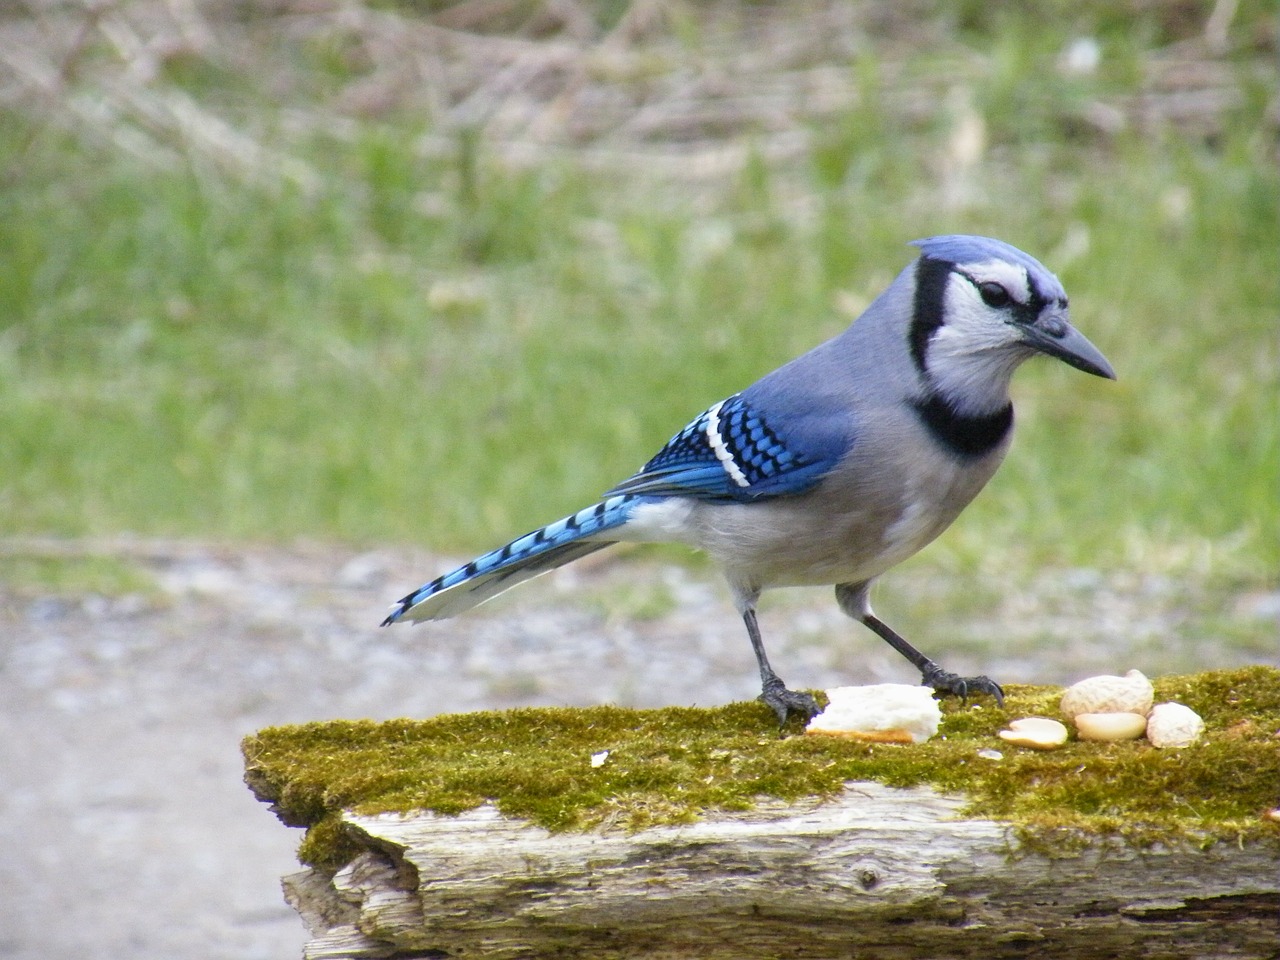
381,235,1115,724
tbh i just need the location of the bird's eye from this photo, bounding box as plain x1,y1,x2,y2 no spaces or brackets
978,282,1011,308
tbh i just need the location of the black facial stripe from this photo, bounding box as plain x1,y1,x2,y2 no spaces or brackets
1010,299,1041,326
910,256,954,373
912,394,1013,458
1027,269,1067,307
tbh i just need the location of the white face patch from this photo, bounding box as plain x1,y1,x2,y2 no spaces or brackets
921,268,1038,414
956,258,1032,305
937,270,1028,346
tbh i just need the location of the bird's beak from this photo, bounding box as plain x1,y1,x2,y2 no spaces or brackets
1021,312,1116,380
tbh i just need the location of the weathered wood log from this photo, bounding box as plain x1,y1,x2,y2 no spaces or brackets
281,782,1279,960
248,669,1280,957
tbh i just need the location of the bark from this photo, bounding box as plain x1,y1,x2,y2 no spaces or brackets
280,782,1280,959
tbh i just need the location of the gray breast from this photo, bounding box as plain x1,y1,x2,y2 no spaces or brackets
687,411,1010,592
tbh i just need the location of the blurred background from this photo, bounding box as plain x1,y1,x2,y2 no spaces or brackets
0,0,1276,957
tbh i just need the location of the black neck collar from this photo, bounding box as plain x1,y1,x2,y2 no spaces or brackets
912,393,1013,458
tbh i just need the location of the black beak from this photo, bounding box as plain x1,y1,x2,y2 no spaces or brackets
1021,313,1116,380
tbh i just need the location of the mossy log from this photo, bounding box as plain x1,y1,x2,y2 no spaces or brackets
280,783,1278,960
245,668,1280,959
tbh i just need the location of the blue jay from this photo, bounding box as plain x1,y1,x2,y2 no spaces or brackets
383,236,1115,723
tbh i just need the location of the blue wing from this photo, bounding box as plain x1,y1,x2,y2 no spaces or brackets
605,392,854,502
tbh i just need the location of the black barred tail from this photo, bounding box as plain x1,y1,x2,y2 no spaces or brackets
381,495,638,625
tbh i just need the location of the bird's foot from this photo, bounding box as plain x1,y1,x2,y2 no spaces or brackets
920,663,1004,707
759,676,820,727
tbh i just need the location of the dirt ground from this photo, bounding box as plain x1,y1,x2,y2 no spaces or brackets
1,539,1274,960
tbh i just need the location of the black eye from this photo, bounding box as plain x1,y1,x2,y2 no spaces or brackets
978,282,1011,308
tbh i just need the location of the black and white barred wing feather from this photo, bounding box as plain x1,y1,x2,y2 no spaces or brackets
605,394,843,501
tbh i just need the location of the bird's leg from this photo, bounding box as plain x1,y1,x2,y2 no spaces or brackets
835,583,1004,706
860,612,1004,705
743,608,820,725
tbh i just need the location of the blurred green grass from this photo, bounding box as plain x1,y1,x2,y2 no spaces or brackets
0,1,1275,591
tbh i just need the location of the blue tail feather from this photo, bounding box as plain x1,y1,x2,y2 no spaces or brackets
382,495,638,624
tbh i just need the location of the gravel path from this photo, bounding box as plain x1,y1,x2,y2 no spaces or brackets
1,539,1274,960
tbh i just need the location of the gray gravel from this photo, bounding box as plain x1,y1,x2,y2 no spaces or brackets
1,540,1274,960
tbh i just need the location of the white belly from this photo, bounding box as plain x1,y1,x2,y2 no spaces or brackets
678,435,1009,593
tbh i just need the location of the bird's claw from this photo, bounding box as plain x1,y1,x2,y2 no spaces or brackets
760,677,820,728
921,664,1004,707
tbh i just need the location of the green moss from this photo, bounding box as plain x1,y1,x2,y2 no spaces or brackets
243,667,1280,871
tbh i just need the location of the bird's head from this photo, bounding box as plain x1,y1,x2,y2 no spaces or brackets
906,235,1115,413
